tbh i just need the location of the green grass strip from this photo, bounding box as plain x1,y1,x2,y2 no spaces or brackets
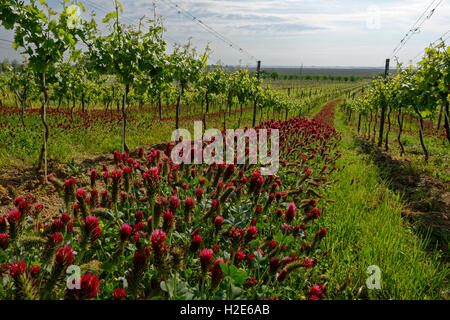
317,107,449,300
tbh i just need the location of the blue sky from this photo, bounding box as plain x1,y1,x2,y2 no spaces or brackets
0,0,449,67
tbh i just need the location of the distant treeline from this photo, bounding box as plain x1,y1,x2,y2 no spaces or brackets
1,59,380,82
255,70,365,81
0,58,22,72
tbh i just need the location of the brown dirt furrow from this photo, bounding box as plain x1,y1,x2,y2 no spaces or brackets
355,138,449,254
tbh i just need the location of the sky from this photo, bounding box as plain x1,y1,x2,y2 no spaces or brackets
0,0,449,68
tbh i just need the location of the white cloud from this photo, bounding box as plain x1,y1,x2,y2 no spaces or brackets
1,0,449,66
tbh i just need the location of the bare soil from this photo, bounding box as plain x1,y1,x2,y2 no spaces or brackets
0,143,167,223
355,137,449,254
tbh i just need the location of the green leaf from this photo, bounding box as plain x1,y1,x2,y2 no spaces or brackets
229,265,247,286
160,278,174,296
101,261,117,273
77,2,85,12
230,284,242,299
174,280,191,299
284,235,294,244
219,262,230,276
254,250,263,262
249,239,259,250
102,12,117,23
274,232,284,243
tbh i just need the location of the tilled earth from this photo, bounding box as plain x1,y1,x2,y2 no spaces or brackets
356,138,449,256
0,143,167,223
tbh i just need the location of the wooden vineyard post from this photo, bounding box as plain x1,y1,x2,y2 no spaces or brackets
378,58,389,147
252,60,261,127
286,88,290,120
